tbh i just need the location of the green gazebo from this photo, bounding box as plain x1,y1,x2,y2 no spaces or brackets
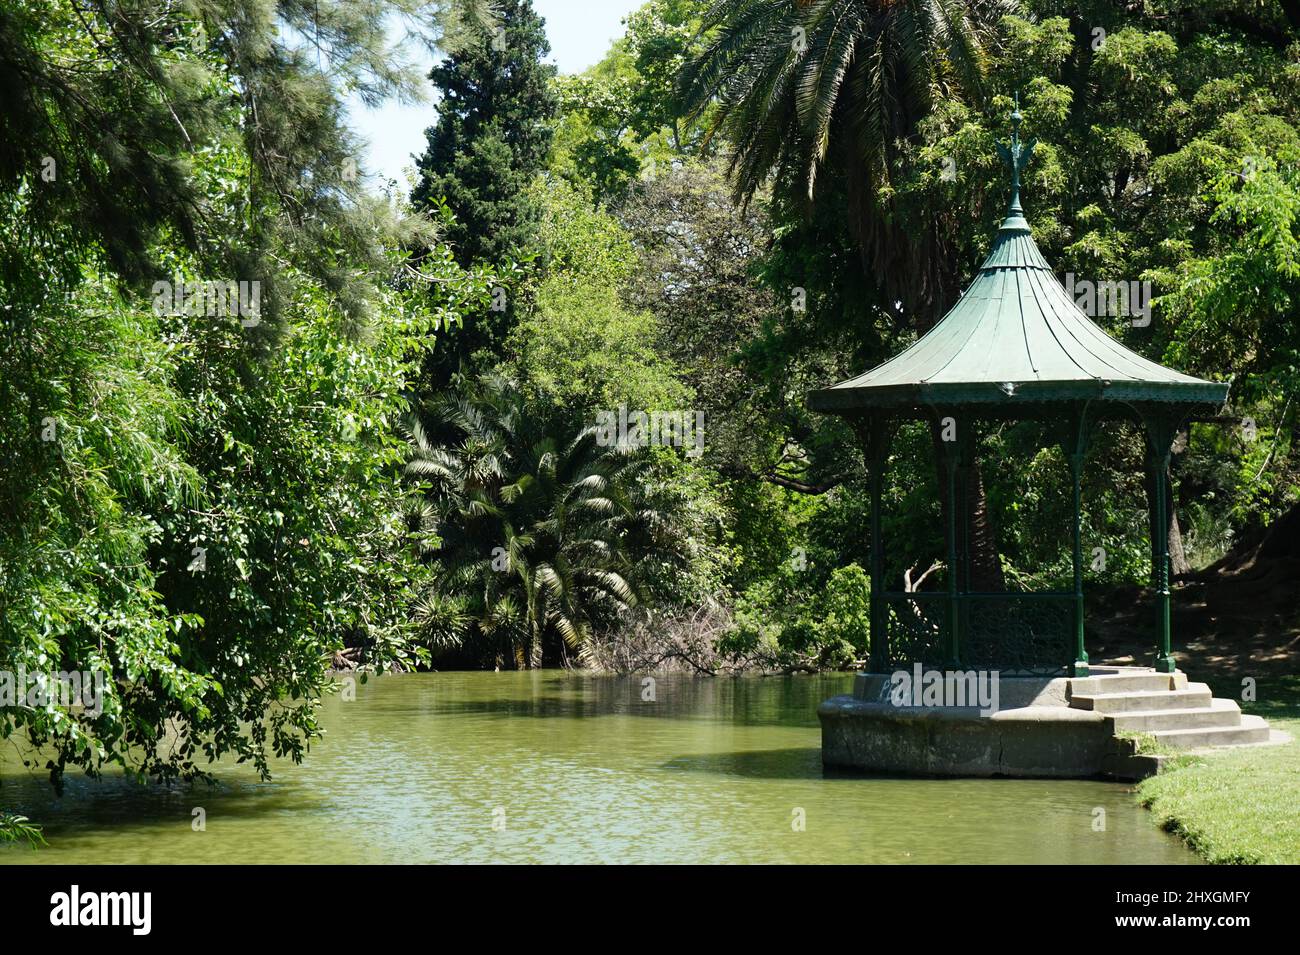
808,108,1229,678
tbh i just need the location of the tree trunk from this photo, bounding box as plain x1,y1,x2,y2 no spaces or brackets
1145,465,1190,581
932,427,1004,593
1169,505,1190,577
965,458,1005,591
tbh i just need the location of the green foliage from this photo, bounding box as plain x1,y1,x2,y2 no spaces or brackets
552,73,645,199
145,262,445,778
530,177,638,284
725,563,870,670
510,277,690,425
549,0,712,199
1162,161,1300,383
1154,161,1300,535
618,159,808,479
1,1,491,804
631,449,735,609
502,176,689,429
0,0,464,327
409,0,558,386
0,228,207,789
0,812,44,850
811,564,873,666
623,0,711,146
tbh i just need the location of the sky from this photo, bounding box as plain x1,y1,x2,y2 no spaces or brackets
348,0,644,188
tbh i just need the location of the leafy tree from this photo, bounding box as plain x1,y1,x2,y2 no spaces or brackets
618,159,816,482
506,177,690,428
409,0,557,387
529,176,638,285
725,562,872,670
509,277,691,427
550,0,713,199
552,72,646,199
0,1,488,813
623,0,713,151
0,0,467,327
1159,159,1300,541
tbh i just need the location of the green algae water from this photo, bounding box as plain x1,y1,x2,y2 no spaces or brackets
0,672,1195,864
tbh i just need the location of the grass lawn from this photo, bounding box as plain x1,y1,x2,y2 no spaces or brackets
1135,674,1300,864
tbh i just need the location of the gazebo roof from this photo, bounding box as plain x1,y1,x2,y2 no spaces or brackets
808,117,1229,416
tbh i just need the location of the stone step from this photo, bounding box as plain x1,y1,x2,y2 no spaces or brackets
1070,672,1183,695
1070,684,1213,713
1148,715,1272,750
1100,751,1169,781
1107,699,1241,733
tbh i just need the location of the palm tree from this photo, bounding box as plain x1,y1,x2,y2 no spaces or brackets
679,0,1012,324
680,0,1012,589
406,373,654,668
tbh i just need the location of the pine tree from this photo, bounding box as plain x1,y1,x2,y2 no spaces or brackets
411,0,558,267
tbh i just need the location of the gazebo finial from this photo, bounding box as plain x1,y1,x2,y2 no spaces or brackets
996,92,1036,219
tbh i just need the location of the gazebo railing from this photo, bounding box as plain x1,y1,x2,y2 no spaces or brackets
961,592,1074,673
879,591,1074,676
880,591,948,671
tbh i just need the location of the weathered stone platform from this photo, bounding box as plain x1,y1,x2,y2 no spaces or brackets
819,667,1286,780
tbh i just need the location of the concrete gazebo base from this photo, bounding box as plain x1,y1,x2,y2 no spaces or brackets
818,667,1279,780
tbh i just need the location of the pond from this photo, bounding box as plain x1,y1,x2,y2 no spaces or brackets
1,672,1196,864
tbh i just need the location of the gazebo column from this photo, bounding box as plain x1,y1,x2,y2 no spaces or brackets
1142,413,1180,674
938,415,962,668
1060,407,1092,676
1068,452,1088,676
954,424,976,663
857,416,892,672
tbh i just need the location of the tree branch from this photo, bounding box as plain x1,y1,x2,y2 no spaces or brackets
716,462,846,495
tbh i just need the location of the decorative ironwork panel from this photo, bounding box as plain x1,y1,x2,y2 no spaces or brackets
878,592,1072,675
962,594,1072,674
881,593,949,669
